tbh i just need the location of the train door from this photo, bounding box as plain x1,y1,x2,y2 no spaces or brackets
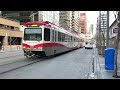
71,36,74,48
52,29,57,55
44,28,51,56
70,36,73,48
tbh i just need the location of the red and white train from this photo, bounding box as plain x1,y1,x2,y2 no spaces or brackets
21,21,84,58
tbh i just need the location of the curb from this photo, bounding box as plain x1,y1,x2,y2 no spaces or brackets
0,50,22,53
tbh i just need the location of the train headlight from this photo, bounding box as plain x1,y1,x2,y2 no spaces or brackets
38,47,42,49
23,46,26,48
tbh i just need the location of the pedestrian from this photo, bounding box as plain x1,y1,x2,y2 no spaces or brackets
0,41,2,51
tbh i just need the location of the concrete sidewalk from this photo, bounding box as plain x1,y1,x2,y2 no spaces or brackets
0,47,24,66
0,46,22,53
95,48,120,79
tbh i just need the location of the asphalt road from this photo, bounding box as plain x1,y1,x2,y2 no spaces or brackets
0,48,95,79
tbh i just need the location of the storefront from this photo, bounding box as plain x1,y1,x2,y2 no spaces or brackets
0,17,23,49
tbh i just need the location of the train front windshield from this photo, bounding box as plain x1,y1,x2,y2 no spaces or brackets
24,28,42,41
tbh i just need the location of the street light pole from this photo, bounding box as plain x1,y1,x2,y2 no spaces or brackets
0,11,2,17
106,11,109,48
98,11,101,55
32,14,34,21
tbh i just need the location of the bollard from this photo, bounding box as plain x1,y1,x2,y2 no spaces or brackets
2,46,4,51
92,57,94,73
17,46,20,50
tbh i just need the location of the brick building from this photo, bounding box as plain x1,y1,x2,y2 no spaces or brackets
80,13,87,34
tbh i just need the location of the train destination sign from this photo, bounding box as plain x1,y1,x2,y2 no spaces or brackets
28,24,40,27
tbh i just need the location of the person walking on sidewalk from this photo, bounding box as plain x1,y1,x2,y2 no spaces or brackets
0,41,2,51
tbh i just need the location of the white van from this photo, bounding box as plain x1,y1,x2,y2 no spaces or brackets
85,42,93,49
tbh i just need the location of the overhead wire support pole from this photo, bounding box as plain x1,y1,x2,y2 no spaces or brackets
98,11,101,55
29,12,38,21
106,11,109,48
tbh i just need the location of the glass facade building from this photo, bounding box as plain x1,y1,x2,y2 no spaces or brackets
38,11,59,26
59,11,80,35
1,11,37,24
1,11,59,25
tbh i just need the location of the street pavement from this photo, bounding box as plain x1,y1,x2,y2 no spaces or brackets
0,47,95,79
0,46,120,79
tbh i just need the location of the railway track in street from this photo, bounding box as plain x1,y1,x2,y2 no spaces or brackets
0,56,50,75
0,48,80,76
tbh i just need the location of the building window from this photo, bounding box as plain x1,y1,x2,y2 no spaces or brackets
8,37,22,45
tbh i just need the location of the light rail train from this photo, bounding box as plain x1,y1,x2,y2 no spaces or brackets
21,21,84,58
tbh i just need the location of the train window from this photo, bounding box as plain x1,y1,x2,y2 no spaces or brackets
55,31,57,42
65,34,68,42
74,37,75,42
68,35,71,42
62,33,65,42
71,36,72,41
76,38,78,42
44,28,50,41
24,28,42,41
68,35,70,42
58,32,61,42
52,30,55,42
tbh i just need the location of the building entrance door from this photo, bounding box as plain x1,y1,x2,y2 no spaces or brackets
0,36,4,50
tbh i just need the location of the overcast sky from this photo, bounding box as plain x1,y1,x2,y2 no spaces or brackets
80,11,117,35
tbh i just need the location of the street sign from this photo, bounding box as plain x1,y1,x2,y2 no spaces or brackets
113,28,119,33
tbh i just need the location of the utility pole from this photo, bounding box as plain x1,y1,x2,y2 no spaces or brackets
113,11,120,78
29,11,38,21
0,11,2,17
106,11,109,48
101,13,106,56
98,11,101,55
38,11,40,21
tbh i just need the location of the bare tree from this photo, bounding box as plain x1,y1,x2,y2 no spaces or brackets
113,11,120,78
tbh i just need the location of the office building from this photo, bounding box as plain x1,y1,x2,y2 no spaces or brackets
59,11,71,30
1,11,59,25
80,12,87,34
0,17,22,49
